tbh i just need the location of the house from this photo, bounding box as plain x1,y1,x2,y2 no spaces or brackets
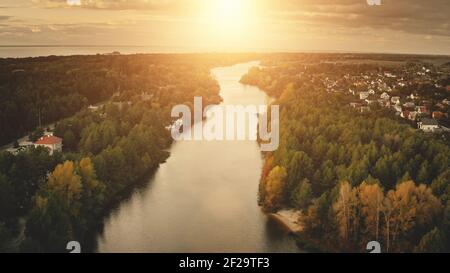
417,106,429,115
378,99,390,107
409,111,419,121
403,102,415,109
432,111,446,120
112,101,132,110
401,110,410,119
88,105,100,112
359,92,369,100
34,135,63,155
380,92,390,100
391,96,401,104
365,94,378,105
5,141,34,155
436,103,446,110
418,118,440,132
409,94,419,100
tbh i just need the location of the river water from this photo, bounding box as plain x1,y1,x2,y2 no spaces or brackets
95,62,299,253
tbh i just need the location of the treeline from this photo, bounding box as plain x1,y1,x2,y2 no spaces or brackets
242,67,450,252
0,53,259,146
1,102,172,252
0,54,250,252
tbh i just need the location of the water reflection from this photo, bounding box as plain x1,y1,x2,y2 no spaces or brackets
96,62,299,253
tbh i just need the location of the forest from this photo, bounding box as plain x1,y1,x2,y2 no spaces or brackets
241,56,450,252
0,53,259,146
0,53,257,252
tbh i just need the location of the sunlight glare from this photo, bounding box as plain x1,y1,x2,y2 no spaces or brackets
217,0,244,28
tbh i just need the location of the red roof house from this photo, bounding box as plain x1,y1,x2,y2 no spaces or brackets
34,135,63,155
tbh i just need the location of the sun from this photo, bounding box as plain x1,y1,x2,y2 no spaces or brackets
198,0,263,50
217,0,243,23
215,0,248,29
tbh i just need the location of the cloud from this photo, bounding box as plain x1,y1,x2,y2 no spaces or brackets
32,0,184,10
278,0,450,36
268,0,450,37
2,0,447,54
28,0,450,37
0,15,12,21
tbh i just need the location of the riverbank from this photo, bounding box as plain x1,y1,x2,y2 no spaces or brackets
268,209,303,234
96,61,300,253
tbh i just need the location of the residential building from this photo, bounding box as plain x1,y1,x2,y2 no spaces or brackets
418,118,440,132
359,92,369,100
34,135,63,155
391,96,401,104
380,92,390,100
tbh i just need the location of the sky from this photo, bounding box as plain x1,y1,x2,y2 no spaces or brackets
0,0,449,54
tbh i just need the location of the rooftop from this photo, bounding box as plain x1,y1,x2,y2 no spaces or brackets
35,135,62,145
420,118,439,126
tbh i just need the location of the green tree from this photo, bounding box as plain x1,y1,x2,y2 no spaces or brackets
291,178,313,210
414,227,447,253
286,151,313,192
63,130,77,151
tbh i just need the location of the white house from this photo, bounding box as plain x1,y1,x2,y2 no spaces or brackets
380,92,390,100
34,135,63,155
359,92,369,100
391,96,401,104
403,102,416,109
418,118,440,133
88,105,100,112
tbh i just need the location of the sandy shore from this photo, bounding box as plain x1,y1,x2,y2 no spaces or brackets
268,209,304,234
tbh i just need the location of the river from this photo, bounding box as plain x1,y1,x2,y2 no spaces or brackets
95,61,299,253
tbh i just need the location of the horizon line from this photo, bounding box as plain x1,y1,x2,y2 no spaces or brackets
0,45,449,57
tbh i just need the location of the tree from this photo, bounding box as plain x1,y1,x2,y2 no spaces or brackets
383,181,441,252
26,158,105,251
25,194,71,252
29,127,44,142
263,166,287,212
416,161,430,184
286,151,313,192
0,222,13,252
358,181,384,242
387,181,417,250
63,130,77,151
47,161,82,208
0,174,17,224
413,184,441,229
414,227,447,253
333,181,358,243
291,178,313,210
75,158,105,235
381,194,395,252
